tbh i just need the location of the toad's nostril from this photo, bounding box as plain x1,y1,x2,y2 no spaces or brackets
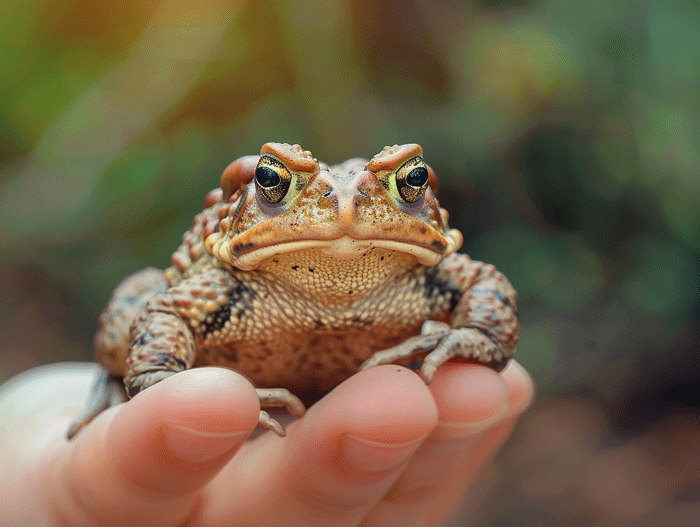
353,189,370,207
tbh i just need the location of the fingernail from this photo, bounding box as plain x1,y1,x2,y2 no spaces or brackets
343,434,426,473
164,423,249,463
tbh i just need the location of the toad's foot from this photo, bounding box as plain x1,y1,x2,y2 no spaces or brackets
66,370,127,439
126,370,177,398
127,372,305,437
360,320,511,384
256,388,306,437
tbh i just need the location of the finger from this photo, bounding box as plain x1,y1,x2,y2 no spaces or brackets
45,368,260,527
197,365,439,527
363,361,534,526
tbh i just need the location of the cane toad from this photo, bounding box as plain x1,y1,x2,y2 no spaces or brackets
68,143,519,438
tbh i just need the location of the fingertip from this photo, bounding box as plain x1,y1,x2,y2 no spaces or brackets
429,364,510,435
282,365,439,479
108,368,259,484
318,365,439,444
121,367,261,434
500,360,536,416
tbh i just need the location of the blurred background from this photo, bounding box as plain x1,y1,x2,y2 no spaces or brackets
1,0,698,524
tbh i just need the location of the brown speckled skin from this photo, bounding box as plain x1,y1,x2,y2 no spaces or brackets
92,143,519,428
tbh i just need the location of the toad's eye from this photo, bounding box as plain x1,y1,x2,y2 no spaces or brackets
254,156,291,204
406,166,428,188
255,165,280,188
396,157,430,203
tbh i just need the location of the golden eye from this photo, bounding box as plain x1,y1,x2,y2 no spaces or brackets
254,155,291,204
396,156,429,203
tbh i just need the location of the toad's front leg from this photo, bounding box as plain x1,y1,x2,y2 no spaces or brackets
125,270,305,436
361,254,520,382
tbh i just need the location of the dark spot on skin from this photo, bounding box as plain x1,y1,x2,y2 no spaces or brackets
229,186,248,220
421,267,462,312
331,356,344,366
309,336,321,347
232,242,255,255
203,307,232,335
123,295,144,306
131,331,154,348
350,315,374,326
408,359,423,371
152,352,187,370
380,256,384,261
494,291,518,316
202,280,256,336
311,361,324,370
419,226,427,234
430,239,447,252
221,346,238,363
470,288,519,317
340,346,352,356
308,268,315,272
291,265,299,270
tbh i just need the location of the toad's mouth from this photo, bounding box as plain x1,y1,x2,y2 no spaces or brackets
230,235,458,271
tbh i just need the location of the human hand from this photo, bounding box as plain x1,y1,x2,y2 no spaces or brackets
0,361,533,526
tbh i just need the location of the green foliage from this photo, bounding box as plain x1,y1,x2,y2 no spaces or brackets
0,0,698,393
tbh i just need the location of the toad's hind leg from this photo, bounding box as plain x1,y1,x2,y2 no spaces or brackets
66,369,127,439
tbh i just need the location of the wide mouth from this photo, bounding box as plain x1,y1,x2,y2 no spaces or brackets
232,235,445,270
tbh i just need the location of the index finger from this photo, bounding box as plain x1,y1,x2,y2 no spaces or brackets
45,368,260,526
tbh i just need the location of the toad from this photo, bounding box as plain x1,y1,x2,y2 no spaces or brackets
68,143,519,438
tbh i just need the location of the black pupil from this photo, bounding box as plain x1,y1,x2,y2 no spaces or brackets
255,165,280,188
406,166,428,187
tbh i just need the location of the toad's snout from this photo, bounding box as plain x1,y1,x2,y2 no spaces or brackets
314,170,382,230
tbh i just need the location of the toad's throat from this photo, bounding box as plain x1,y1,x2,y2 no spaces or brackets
252,245,426,304
232,235,444,271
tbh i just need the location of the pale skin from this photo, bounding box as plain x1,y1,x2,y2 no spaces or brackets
0,361,533,527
